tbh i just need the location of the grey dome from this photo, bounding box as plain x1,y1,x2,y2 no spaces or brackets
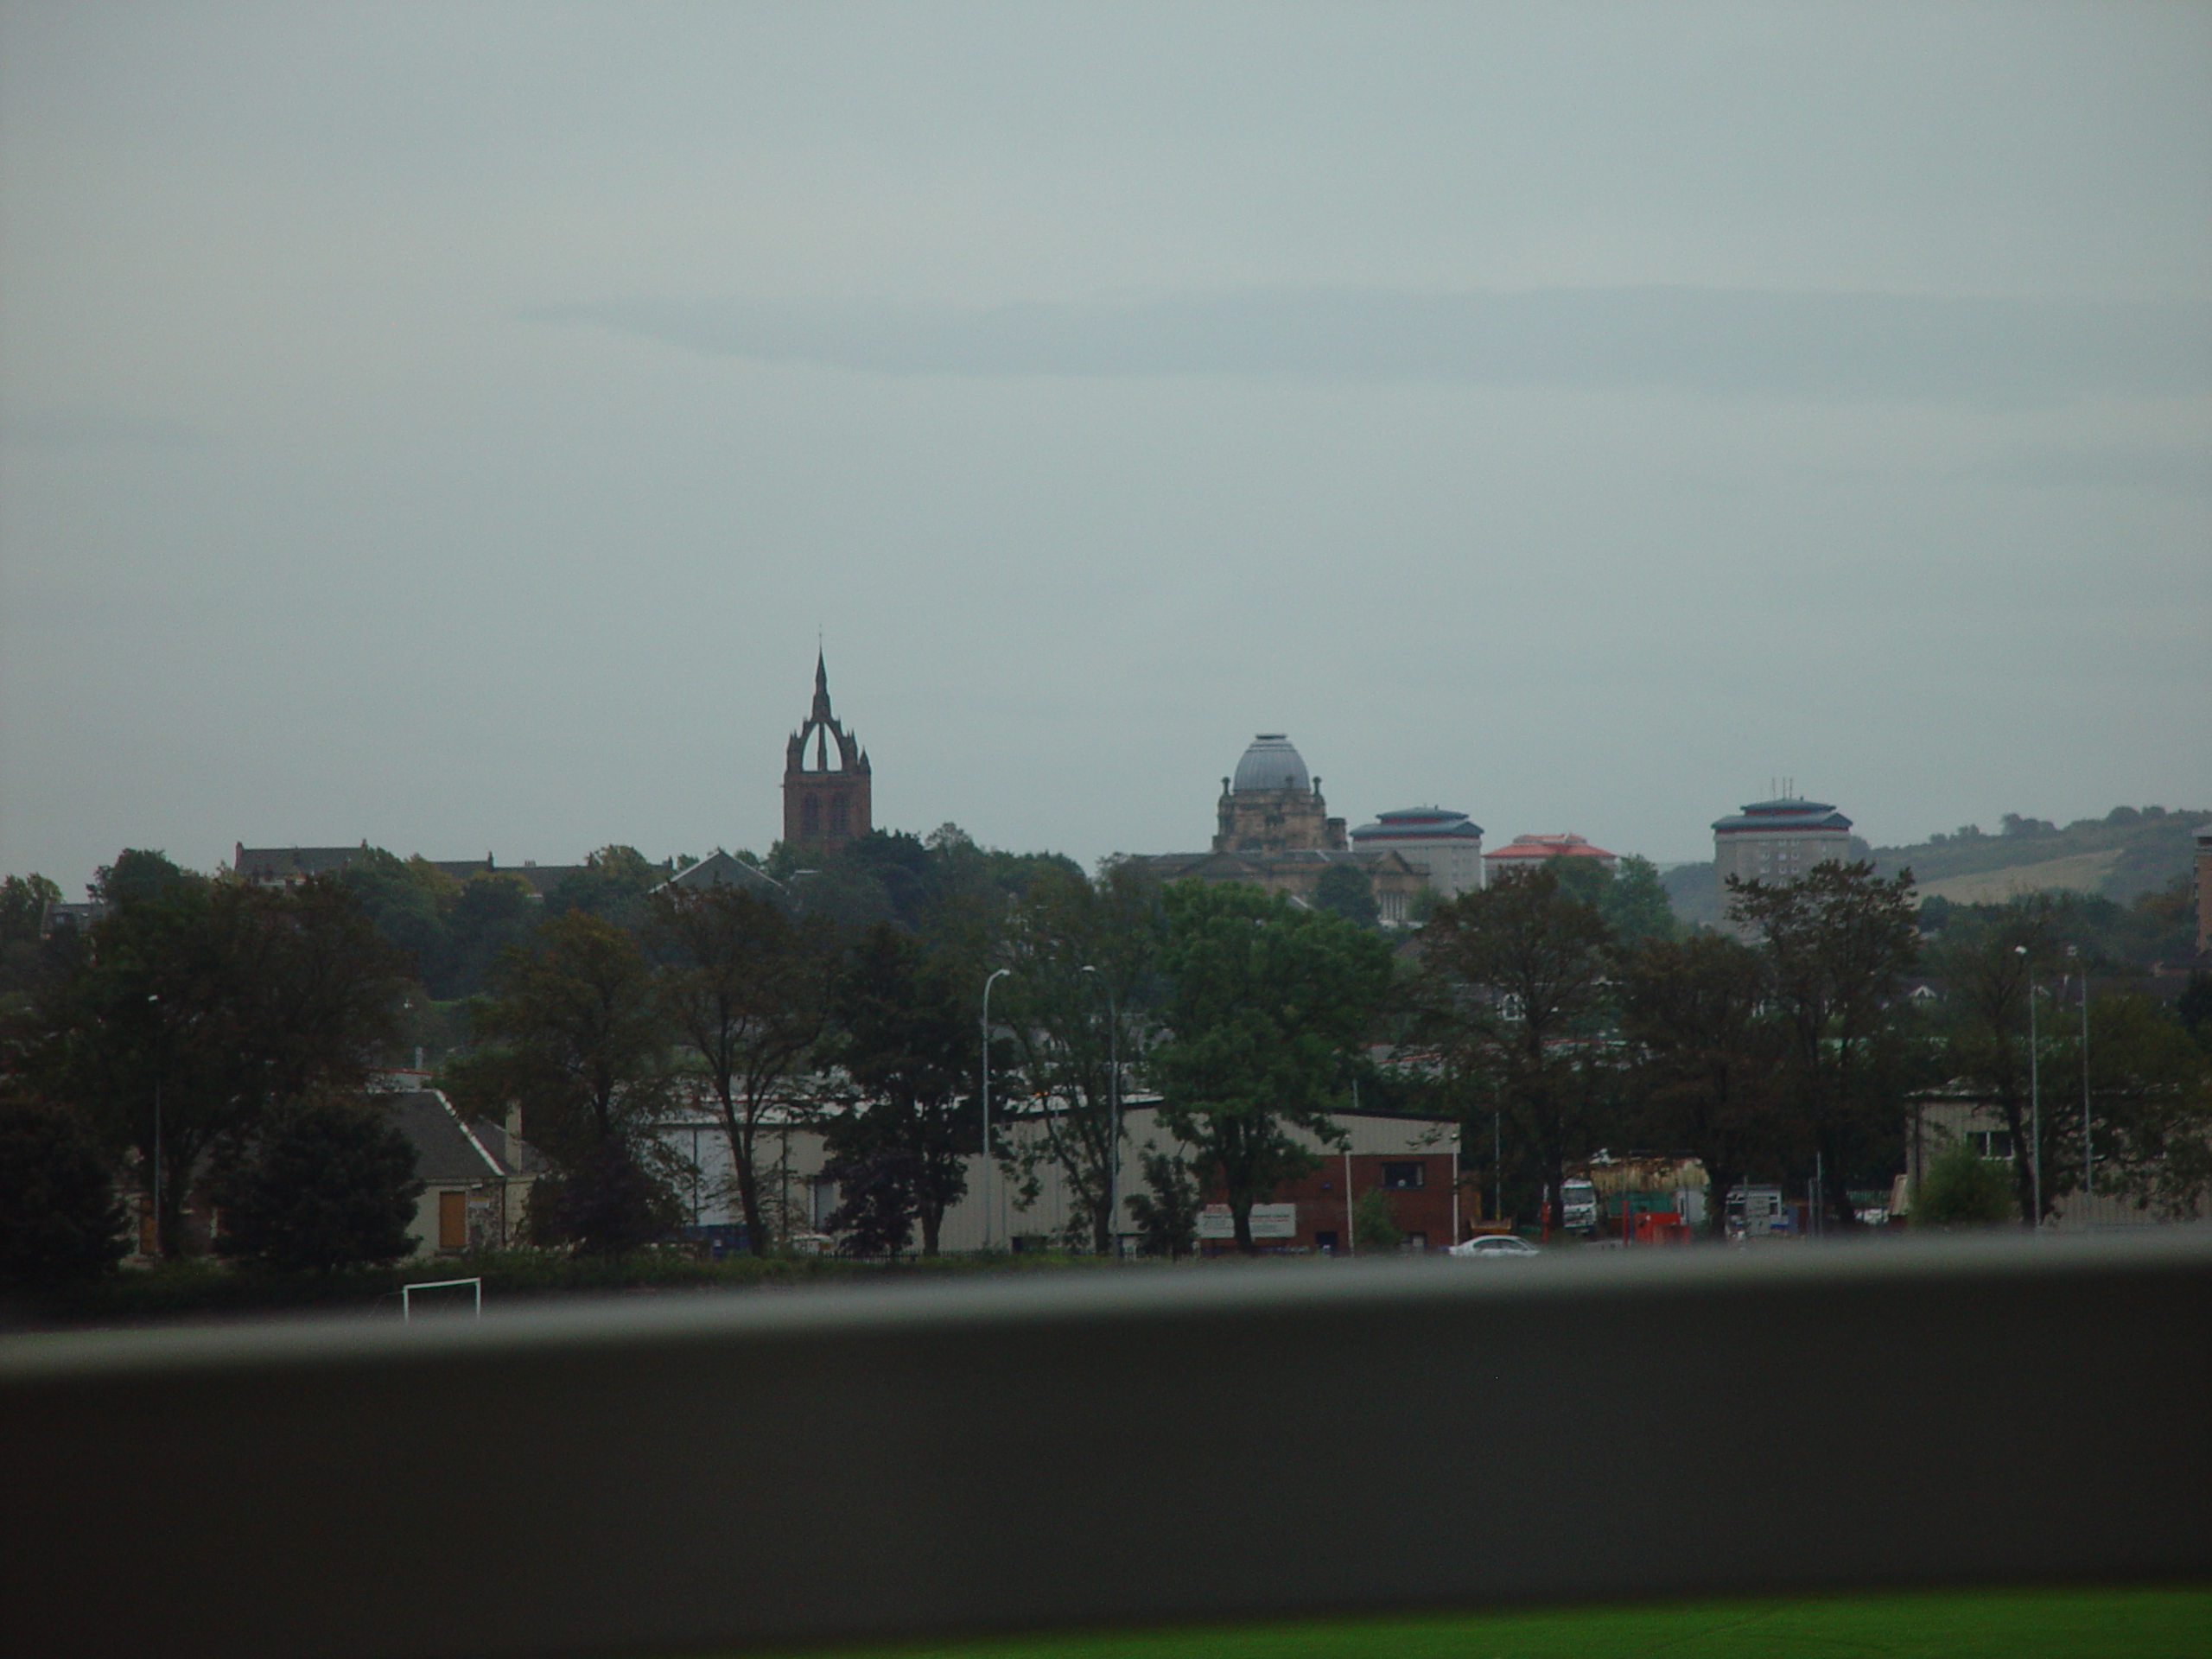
1231,734,1311,794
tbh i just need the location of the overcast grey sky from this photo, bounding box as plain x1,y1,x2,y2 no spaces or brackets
3,3,2208,894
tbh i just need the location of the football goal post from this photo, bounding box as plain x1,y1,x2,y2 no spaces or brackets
401,1278,481,1321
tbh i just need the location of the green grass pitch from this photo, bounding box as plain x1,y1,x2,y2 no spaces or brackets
750,1585,2208,1659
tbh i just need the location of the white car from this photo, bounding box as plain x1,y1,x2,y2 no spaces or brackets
1448,1235,1541,1259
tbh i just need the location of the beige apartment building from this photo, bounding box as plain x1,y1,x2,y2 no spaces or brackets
1712,796,1854,931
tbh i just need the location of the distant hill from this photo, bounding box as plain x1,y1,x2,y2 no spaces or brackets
1656,805,2207,927
1868,807,2208,905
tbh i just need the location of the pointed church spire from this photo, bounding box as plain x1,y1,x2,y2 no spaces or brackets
785,643,871,852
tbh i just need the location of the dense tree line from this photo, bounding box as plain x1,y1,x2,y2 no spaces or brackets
4,823,2208,1287
0,853,416,1287
1425,861,2210,1234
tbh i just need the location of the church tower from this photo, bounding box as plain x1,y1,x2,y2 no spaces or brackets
783,651,872,854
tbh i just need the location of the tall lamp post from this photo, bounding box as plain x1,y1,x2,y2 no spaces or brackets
980,968,1010,1251
1080,965,1120,1259
147,992,162,1262
2070,946,2091,1203
1492,1108,1502,1226
2016,944,2041,1224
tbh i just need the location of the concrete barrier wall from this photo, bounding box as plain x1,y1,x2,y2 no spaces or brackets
4,1230,2206,1658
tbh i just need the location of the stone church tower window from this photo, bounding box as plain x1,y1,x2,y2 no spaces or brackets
783,651,872,854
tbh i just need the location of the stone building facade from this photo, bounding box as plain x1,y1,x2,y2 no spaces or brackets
782,652,872,855
2196,828,2211,952
1712,798,1853,902
1137,734,1428,924
1350,807,1484,897
1213,734,1347,855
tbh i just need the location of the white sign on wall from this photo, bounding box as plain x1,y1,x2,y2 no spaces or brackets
1196,1204,1298,1240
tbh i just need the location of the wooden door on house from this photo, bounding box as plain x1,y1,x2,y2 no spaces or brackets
438,1191,467,1250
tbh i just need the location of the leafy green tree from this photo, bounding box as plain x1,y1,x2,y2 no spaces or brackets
0,1098,129,1291
823,923,976,1255
433,872,540,1000
547,845,669,931
9,871,409,1255
782,860,895,934
1912,1142,2017,1225
338,849,454,988
818,1144,925,1257
1125,1147,1200,1257
0,873,62,1002
1313,863,1381,931
1352,1187,1404,1249
1523,855,1678,944
209,1096,423,1273
1614,931,1785,1236
528,1136,683,1256
2045,993,2212,1221
648,885,831,1255
772,830,935,932
454,910,674,1170
2178,970,2212,1057
841,831,938,928
1418,866,1612,1243
905,825,1089,1013
92,849,191,905
1923,898,2055,1224
995,862,1158,1253
1151,883,1392,1254
1602,855,1680,944
0,873,60,939
1727,863,1920,1230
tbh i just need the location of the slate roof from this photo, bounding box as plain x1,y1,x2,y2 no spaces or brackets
1712,799,1852,836
659,851,787,898
233,843,371,882
380,1090,512,1184
1350,807,1484,842
233,843,580,894
467,1116,554,1177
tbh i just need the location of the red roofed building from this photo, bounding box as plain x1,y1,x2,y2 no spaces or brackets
1482,832,1618,881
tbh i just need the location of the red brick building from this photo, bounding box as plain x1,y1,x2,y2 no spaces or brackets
1187,1109,1460,1255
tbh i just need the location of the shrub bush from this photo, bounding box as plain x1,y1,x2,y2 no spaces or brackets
211,1097,424,1274
1912,1143,2018,1226
0,1101,129,1292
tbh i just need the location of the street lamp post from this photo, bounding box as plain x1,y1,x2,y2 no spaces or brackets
980,968,1011,1251
1080,965,1120,1258
1492,1108,1502,1225
2071,946,2091,1203
2017,945,2041,1224
146,992,162,1262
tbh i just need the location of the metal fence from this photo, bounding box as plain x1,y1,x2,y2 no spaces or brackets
4,1230,2206,1658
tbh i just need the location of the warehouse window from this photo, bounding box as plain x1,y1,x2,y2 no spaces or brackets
1381,1161,1424,1190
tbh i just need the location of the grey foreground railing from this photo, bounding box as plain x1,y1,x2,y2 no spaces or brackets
4,1232,2207,1659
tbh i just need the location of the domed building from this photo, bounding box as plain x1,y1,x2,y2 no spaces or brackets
1213,734,1345,855
1138,734,1429,925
